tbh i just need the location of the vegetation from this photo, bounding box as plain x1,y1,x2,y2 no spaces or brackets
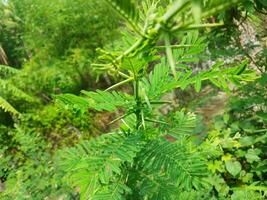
0,0,266,199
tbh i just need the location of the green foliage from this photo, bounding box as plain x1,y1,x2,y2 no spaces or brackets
56,1,261,199
0,0,266,199
0,103,99,199
200,71,267,198
4,0,118,61
142,60,174,100
0,65,34,115
82,90,134,112
0,96,19,115
59,112,208,199
137,138,207,190
105,0,139,24
59,132,143,199
162,111,197,139
1,0,120,100
12,60,83,99
0,64,18,76
1,137,75,199
0,3,25,66
0,0,122,197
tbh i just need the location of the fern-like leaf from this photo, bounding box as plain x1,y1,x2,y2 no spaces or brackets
174,31,207,67
0,64,18,77
173,60,257,92
0,65,34,114
92,182,130,200
162,110,196,139
104,0,140,35
82,90,134,112
127,169,179,200
0,96,19,115
142,60,176,100
56,90,134,113
55,93,90,111
0,79,35,102
58,132,145,199
137,138,208,191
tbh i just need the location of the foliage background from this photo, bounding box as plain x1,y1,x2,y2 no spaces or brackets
0,0,266,199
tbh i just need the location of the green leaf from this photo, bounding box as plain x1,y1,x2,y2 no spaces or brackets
104,0,140,35
194,77,201,92
245,149,261,163
192,0,202,23
92,182,130,200
137,138,208,191
0,64,18,77
256,111,267,122
105,0,138,21
142,59,176,99
258,0,267,6
173,31,207,67
258,73,267,85
58,132,145,199
162,110,196,139
0,79,35,102
55,93,90,111
121,57,146,74
239,136,255,146
225,160,242,177
82,90,134,112
0,96,20,115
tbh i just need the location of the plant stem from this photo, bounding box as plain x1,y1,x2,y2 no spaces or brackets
105,77,134,91
171,0,243,32
161,0,190,24
165,34,177,79
134,78,142,130
156,44,195,49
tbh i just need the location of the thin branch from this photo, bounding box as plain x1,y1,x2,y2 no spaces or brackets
161,0,190,23
105,77,134,91
148,100,172,104
145,118,169,125
182,22,224,30
108,112,133,125
165,34,177,79
171,0,244,32
155,44,195,49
